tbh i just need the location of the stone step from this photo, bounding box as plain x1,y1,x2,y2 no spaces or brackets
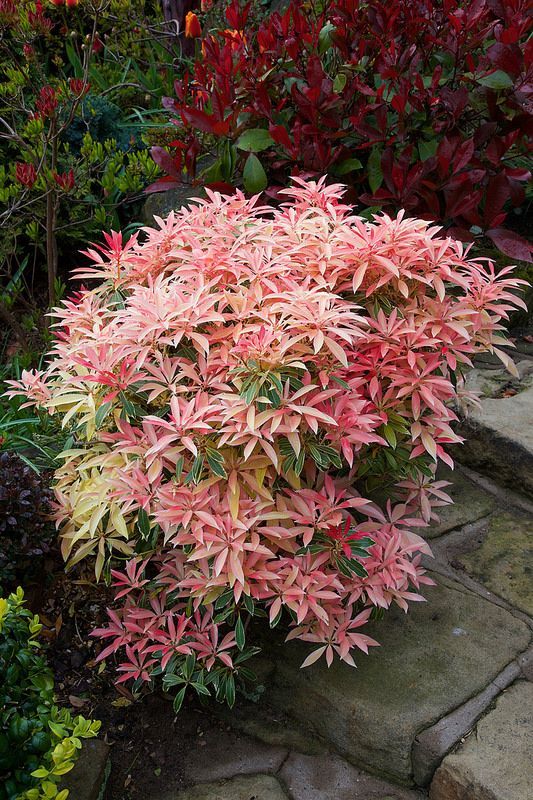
456,380,533,498
456,512,533,617
264,575,531,785
429,681,533,800
171,774,289,800
425,466,496,539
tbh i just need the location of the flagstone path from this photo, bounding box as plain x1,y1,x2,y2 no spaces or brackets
69,353,533,800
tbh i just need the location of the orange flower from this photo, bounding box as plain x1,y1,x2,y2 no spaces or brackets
184,11,201,39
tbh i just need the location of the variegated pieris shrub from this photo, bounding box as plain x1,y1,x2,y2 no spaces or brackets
8,178,525,711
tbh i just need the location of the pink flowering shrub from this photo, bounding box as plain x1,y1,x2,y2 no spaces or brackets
7,178,525,710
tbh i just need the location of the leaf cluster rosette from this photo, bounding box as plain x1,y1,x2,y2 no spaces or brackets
7,178,526,710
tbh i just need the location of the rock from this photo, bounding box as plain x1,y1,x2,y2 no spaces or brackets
280,752,425,800
169,774,289,800
412,660,521,786
266,575,530,784
181,728,287,784
425,467,496,539
221,705,326,755
457,512,533,615
142,186,206,225
429,681,533,800
517,645,533,681
60,739,110,800
456,384,533,498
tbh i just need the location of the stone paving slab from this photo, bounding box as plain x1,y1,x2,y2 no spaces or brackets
429,681,533,800
280,752,425,800
425,467,496,539
181,728,287,785
267,575,531,784
412,660,521,786
168,774,289,800
61,739,110,800
457,512,533,616
457,384,533,497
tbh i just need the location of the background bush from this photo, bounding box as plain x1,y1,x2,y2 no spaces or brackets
153,0,532,262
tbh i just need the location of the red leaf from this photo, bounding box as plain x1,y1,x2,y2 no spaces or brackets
144,177,182,194
150,147,181,178
483,174,510,228
205,181,236,194
487,228,533,262
269,124,292,151
180,108,229,136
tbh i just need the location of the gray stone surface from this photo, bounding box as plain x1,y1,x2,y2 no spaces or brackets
412,660,521,786
142,186,205,224
458,512,533,615
457,384,533,498
169,774,288,800
425,467,496,539
517,645,533,681
429,681,533,800
221,705,326,755
61,739,110,800
267,575,531,783
181,731,287,785
280,752,425,800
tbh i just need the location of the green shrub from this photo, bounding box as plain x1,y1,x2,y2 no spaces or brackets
0,587,100,800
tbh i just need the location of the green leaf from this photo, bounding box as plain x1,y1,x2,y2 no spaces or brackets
175,456,184,481
333,157,363,175
383,424,397,448
236,129,275,152
225,673,236,708
173,686,187,713
119,392,137,418
215,589,234,610
191,681,211,697
206,452,227,479
336,555,368,578
318,21,335,53
95,401,113,429
333,72,347,93
243,595,255,616
269,608,282,628
418,139,438,162
478,70,513,90
331,375,350,389
184,454,204,485
137,508,151,537
294,448,305,476
183,653,196,681
243,153,268,194
235,616,245,651
367,148,383,194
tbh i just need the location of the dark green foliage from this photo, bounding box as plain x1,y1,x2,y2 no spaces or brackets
0,587,100,800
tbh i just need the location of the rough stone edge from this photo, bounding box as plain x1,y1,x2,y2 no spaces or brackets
455,417,533,499
412,652,528,787
60,739,110,800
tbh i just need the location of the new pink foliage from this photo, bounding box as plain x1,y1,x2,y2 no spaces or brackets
8,178,525,706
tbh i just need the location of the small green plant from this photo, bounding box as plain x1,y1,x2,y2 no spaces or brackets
0,587,101,800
